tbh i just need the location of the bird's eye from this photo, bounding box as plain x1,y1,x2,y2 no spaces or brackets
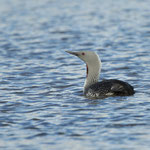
82,52,85,55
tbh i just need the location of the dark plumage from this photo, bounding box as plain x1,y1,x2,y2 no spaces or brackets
84,79,135,98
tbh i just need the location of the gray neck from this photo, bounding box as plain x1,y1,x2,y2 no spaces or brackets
84,59,101,92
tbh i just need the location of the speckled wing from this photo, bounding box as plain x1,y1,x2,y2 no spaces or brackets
84,79,135,98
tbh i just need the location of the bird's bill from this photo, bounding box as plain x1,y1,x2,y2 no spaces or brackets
66,51,79,56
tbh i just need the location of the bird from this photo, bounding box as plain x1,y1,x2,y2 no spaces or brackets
66,51,135,99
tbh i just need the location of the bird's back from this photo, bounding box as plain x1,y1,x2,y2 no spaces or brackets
84,79,135,99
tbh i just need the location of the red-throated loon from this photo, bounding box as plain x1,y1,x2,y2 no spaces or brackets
66,51,135,99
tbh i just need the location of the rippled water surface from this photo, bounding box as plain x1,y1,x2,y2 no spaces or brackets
0,0,150,149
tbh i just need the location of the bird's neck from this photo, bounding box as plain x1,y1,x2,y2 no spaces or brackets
84,61,101,92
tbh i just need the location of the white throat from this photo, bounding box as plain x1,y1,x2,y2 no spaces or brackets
84,57,101,92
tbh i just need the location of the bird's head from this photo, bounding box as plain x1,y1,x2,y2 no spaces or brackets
66,50,101,89
66,51,100,65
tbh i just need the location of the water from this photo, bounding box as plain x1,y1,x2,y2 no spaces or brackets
0,0,150,149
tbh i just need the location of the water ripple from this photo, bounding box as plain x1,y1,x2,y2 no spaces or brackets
0,0,150,150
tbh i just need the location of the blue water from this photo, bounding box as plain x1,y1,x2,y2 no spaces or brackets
0,0,150,149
